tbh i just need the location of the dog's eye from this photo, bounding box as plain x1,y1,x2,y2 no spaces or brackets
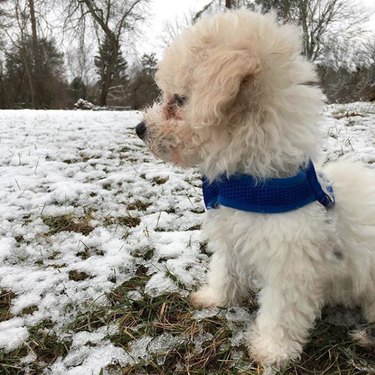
173,94,187,107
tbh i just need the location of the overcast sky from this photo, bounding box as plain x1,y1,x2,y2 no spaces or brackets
138,0,375,57
138,0,211,56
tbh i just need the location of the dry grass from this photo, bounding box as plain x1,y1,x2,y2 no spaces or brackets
332,111,364,119
103,214,141,228
105,291,254,374
42,213,94,236
102,297,375,375
0,290,16,323
3,242,375,374
127,200,152,211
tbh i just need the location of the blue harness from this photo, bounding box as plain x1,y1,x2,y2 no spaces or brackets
202,161,335,213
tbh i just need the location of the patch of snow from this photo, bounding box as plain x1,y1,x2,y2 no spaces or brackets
145,272,179,297
0,317,29,352
0,237,17,262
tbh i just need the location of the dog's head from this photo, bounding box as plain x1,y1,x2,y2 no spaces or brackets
137,10,322,179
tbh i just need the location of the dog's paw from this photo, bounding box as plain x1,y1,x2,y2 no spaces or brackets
189,287,225,309
248,331,301,368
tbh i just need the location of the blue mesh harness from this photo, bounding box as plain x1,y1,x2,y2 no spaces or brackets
202,161,335,213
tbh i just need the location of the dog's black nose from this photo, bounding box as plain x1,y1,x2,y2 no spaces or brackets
136,122,147,140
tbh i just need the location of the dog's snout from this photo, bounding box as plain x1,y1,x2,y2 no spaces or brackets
136,122,147,140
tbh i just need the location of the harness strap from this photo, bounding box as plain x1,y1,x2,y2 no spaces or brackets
202,161,335,214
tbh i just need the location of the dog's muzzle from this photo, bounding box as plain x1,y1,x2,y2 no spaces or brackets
136,122,147,140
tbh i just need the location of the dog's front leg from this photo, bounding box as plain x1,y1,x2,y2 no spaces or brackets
247,273,324,367
190,251,239,308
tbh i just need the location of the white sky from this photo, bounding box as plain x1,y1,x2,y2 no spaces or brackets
137,0,212,56
361,0,375,29
138,0,375,57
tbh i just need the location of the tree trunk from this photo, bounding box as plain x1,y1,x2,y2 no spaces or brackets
28,0,41,108
283,0,290,21
99,75,110,106
225,0,232,9
29,0,37,50
15,67,25,104
299,0,310,59
99,39,118,107
20,46,35,108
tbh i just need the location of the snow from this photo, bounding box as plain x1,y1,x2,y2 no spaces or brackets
0,103,375,372
0,317,29,351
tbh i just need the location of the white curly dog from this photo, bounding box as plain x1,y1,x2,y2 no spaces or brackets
136,10,375,367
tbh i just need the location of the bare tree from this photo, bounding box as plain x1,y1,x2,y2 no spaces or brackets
2,0,36,106
0,0,9,106
360,39,375,69
0,0,8,22
66,41,95,87
0,0,59,107
194,0,253,20
28,0,43,107
160,12,194,48
62,1,95,90
254,0,369,61
296,0,369,61
0,0,71,108
195,0,368,63
64,0,149,106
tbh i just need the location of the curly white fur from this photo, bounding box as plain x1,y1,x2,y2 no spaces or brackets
139,10,375,367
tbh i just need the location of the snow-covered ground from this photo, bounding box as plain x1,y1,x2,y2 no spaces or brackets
1,103,375,374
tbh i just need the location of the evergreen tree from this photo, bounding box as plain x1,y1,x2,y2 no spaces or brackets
127,53,160,109
140,53,157,78
94,36,128,84
70,77,87,102
3,36,68,108
94,35,129,106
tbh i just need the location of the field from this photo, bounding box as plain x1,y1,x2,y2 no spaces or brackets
1,103,375,374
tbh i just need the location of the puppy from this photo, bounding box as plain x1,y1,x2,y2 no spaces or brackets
136,10,375,367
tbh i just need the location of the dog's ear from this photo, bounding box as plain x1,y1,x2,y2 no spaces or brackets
190,49,261,126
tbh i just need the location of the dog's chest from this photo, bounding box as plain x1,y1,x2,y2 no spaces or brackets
202,204,335,289
202,208,273,287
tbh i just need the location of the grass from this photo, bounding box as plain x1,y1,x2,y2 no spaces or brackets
103,214,141,228
3,243,375,375
100,296,375,375
0,320,72,375
104,290,254,374
42,213,94,236
76,244,105,260
68,270,93,281
152,176,169,185
2,232,374,374
332,111,364,120
20,305,39,315
127,200,152,211
4,241,372,373
0,290,16,323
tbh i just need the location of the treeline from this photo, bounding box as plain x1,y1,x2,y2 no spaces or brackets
215,0,375,103
0,39,159,110
0,0,374,110
0,0,160,109
0,39,159,109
